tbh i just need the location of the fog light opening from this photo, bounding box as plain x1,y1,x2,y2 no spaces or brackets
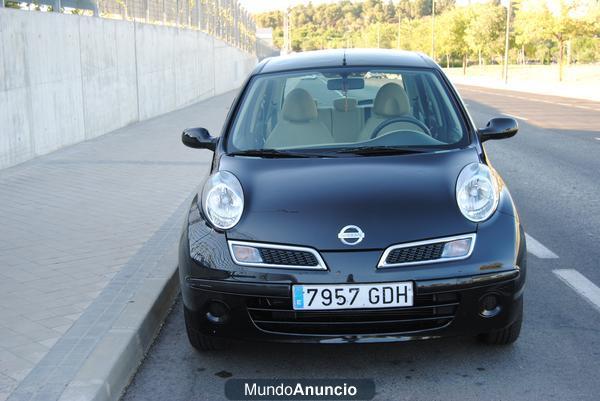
479,294,502,318
206,300,230,324
231,244,263,264
441,237,473,258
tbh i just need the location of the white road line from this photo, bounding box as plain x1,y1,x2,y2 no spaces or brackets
595,137,600,141
503,113,529,121
554,269,600,313
525,233,559,259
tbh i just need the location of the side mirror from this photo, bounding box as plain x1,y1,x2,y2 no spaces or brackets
181,127,218,151
478,118,518,142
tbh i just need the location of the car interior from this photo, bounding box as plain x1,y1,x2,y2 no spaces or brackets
231,69,465,151
265,88,334,148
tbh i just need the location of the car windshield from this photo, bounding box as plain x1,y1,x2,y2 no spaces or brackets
227,67,468,155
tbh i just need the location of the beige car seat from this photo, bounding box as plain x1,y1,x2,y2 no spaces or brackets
358,83,421,141
265,88,334,148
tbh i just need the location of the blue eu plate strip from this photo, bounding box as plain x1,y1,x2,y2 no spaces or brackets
293,286,304,309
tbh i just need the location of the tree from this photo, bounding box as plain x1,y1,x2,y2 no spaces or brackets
255,10,283,30
437,7,470,71
464,4,505,65
396,0,413,19
514,0,596,80
436,0,457,15
412,0,432,18
384,0,397,23
397,17,431,52
363,0,385,24
252,0,599,69
540,1,595,80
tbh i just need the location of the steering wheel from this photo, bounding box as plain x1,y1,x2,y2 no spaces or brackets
370,117,432,139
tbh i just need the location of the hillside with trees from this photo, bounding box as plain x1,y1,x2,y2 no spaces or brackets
254,0,600,70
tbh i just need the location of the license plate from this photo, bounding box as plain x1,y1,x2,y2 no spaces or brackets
292,282,413,310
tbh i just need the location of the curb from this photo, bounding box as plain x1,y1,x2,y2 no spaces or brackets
58,259,180,401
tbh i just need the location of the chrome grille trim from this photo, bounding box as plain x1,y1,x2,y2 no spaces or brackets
377,233,477,268
228,240,328,270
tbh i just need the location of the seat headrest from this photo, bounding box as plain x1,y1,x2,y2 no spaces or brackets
282,88,318,123
373,83,411,117
333,97,358,112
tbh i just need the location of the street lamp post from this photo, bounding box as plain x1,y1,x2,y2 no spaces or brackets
397,14,401,49
503,0,512,84
431,0,436,59
283,7,290,53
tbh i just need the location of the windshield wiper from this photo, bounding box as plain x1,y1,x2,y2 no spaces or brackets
335,146,432,156
228,149,326,158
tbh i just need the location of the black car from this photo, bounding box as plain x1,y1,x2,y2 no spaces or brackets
179,49,525,351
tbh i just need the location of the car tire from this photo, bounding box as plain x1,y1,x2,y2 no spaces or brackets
184,306,228,351
478,303,523,345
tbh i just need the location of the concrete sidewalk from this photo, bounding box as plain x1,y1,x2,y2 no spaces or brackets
0,91,234,401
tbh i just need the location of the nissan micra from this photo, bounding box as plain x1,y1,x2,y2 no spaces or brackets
179,49,526,351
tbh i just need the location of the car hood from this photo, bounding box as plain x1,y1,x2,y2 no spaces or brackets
220,148,479,251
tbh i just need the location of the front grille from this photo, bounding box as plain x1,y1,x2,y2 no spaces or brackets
258,247,319,267
247,292,458,336
385,243,445,265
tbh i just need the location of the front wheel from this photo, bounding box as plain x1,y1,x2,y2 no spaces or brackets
478,303,523,345
184,306,228,351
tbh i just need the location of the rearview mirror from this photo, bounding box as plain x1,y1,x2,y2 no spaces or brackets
182,127,218,151
478,118,518,142
327,77,365,91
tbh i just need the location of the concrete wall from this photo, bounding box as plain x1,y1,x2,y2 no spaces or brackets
0,8,257,169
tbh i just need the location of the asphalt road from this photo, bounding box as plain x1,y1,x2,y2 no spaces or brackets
122,85,600,401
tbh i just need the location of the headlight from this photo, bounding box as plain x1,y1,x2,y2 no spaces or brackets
201,171,244,230
456,163,499,222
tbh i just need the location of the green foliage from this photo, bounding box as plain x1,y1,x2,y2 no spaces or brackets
254,0,599,64
436,6,470,67
464,4,506,63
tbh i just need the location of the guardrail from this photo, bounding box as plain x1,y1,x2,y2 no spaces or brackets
1,0,256,53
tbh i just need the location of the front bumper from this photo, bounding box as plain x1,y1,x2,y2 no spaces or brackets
182,270,523,343
179,199,526,344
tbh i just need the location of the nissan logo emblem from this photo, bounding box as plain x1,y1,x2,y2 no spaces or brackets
337,225,365,246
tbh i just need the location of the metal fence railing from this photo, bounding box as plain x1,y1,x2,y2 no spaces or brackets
101,0,257,53
2,0,256,54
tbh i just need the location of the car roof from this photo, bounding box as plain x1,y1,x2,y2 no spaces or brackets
256,49,437,74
